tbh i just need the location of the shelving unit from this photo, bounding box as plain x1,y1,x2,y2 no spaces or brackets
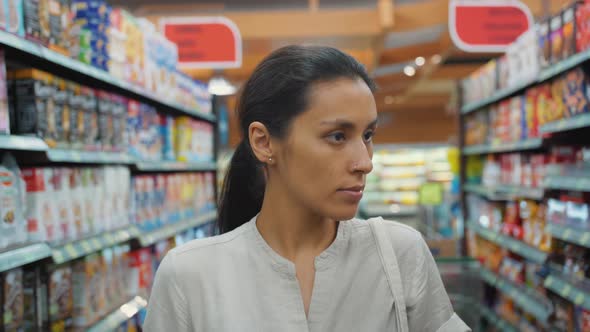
479,304,519,332
0,29,215,123
136,211,217,247
544,273,590,311
463,183,544,200
544,175,590,192
87,296,148,332
479,268,553,323
463,138,543,155
0,243,51,273
468,221,548,264
134,161,218,172
51,226,139,265
461,46,590,115
546,223,590,248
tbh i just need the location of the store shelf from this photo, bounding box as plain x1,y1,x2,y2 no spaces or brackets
546,222,590,248
0,243,51,273
461,79,534,114
480,268,553,323
87,296,147,332
468,221,547,264
462,49,590,115
47,149,133,164
51,226,139,265
463,138,543,155
463,183,544,200
0,135,48,151
479,305,519,332
0,29,215,123
134,161,217,172
539,48,590,82
544,274,590,310
544,175,590,192
136,210,217,247
540,113,590,135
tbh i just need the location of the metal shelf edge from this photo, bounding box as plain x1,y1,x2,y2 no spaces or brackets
0,243,52,273
86,296,147,332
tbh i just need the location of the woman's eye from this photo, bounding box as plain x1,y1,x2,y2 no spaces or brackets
327,132,346,143
364,130,375,142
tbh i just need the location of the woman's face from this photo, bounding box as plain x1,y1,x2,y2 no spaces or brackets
273,78,377,220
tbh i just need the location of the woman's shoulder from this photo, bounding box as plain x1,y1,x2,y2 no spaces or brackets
164,221,254,268
349,217,424,247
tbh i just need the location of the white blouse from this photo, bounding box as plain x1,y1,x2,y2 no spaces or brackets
143,217,468,332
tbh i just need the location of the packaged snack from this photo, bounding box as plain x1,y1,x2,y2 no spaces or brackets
552,294,575,332
538,20,551,68
72,253,105,328
551,13,564,64
96,90,113,151
80,168,95,235
550,76,567,122
525,87,539,138
563,6,577,60
563,68,590,117
22,266,45,331
22,0,43,43
160,115,175,161
1,268,24,331
0,48,9,134
548,198,568,224
11,69,57,147
128,249,153,299
80,86,98,151
54,77,71,148
111,94,126,152
126,100,140,159
46,264,73,331
38,0,50,44
536,83,553,126
55,168,76,241
6,0,25,37
48,0,65,54
0,154,26,249
68,82,84,149
575,306,590,332
577,2,590,53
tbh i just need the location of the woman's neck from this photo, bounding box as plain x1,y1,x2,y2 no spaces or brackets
256,180,338,262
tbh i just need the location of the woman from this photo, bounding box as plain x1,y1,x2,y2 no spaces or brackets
144,45,470,332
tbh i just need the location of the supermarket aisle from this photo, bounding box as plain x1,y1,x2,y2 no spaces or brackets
461,2,590,331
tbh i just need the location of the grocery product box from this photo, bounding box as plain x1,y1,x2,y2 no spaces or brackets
46,264,74,331
72,253,105,328
0,48,9,135
1,268,24,332
5,0,25,37
10,69,56,147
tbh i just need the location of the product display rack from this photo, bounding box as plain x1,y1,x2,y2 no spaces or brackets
0,24,220,332
461,43,590,115
0,29,215,124
459,8,590,329
86,296,148,332
467,221,548,264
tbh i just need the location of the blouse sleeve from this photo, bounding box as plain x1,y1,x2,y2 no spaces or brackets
406,237,471,332
143,252,192,332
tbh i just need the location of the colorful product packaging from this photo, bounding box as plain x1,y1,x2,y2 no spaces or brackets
1,268,24,332
551,13,564,64
46,264,74,331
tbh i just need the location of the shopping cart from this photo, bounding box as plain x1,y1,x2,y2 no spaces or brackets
436,257,483,331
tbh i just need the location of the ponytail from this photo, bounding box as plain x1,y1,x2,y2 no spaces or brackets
217,140,265,233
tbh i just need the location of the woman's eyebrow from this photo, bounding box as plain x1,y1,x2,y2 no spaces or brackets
320,118,378,129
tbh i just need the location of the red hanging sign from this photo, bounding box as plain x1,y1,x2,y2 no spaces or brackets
449,0,533,53
160,17,242,69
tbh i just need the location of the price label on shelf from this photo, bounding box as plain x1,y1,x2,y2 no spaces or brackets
91,238,102,250
581,233,590,246
104,233,115,245
562,284,572,297
80,241,92,253
575,293,584,305
545,276,554,287
52,250,64,263
563,229,573,240
64,244,77,258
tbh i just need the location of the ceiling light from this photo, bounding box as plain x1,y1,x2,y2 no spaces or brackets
403,65,416,77
431,54,442,64
415,56,426,66
208,76,237,96
385,96,394,105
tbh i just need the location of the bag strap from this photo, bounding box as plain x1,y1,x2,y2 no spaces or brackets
369,218,409,332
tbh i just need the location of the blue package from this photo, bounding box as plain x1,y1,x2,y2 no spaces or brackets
160,115,175,161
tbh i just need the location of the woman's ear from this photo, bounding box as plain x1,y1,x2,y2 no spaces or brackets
249,122,274,163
